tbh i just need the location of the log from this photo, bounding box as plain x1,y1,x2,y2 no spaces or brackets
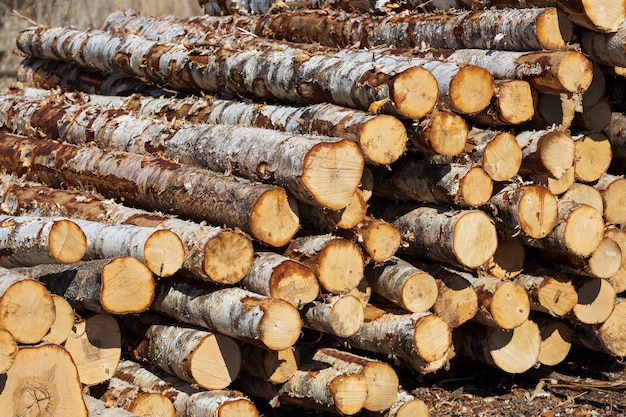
42,295,78,345
114,360,259,417
360,390,430,417
241,252,319,308
429,128,522,182
64,313,122,386
151,280,302,351
604,112,626,159
0,174,254,284
22,87,409,167
429,266,479,328
0,267,55,344
571,277,616,325
468,80,535,127
0,94,365,211
301,294,364,337
453,320,541,374
339,216,401,263
478,230,525,279
310,347,399,412
370,202,498,270
409,109,469,157
0,214,86,267
0,343,88,417
284,234,364,294
575,299,626,356
605,227,626,293
297,190,367,232
345,304,452,373
16,27,438,120
516,129,575,180
121,315,241,390
72,219,184,278
528,92,580,130
372,159,493,208
514,268,578,317
240,344,298,384
535,315,573,367
365,256,438,313
526,200,605,258
360,167,374,202
593,173,626,225
0,132,299,247
102,377,176,417
561,183,604,214
0,328,17,374
572,99,612,132
84,395,140,417
580,24,626,68
530,166,575,196
16,258,155,315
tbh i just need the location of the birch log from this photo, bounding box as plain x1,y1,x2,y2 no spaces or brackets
561,183,604,214
372,159,493,208
0,132,300,247
429,266,479,328
114,360,259,417
428,129,522,182
0,328,16,374
120,315,241,390
604,112,626,159
15,258,155,315
409,109,469,157
516,129,575,179
515,268,578,317
239,344,298,384
83,395,141,417
575,299,626,357
571,277,617,325
0,267,55,344
102,377,176,417
297,190,367,232
593,173,626,225
284,234,364,294
530,167,575,196
360,390,430,417
0,174,254,284
340,216,401,263
0,94,365,211
0,344,88,417
301,294,364,337
605,227,626,293
469,80,535,127
478,230,526,279
370,202,498,270
365,256,438,313
0,214,86,267
528,92,580,130
535,315,573,367
16,26,439,120
488,183,558,239
241,252,319,308
151,281,302,351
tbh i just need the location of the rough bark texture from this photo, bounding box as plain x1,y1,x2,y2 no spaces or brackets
16,258,155,315
0,94,365,211
16,26,438,119
0,174,254,284
0,131,299,247
0,343,88,417
83,395,140,417
151,281,302,351
102,377,177,417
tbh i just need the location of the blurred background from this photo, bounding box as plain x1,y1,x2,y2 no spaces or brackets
0,0,203,87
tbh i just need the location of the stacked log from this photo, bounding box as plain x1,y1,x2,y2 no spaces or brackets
4,1,626,415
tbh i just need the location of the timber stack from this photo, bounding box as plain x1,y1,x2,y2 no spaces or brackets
1,0,626,415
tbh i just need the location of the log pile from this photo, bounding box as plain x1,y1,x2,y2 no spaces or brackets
2,1,626,415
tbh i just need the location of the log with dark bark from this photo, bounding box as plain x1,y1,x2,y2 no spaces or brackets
120,314,242,390
0,174,254,284
101,377,177,417
370,202,498,270
0,94,365,211
0,267,56,344
0,132,300,247
15,258,155,315
16,26,439,120
372,159,493,208
64,313,122,386
0,343,88,417
151,280,302,351
114,359,259,417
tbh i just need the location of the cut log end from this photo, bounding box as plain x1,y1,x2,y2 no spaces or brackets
414,314,452,363
482,132,522,182
536,8,573,50
317,239,364,294
143,229,185,277
126,392,176,417
191,333,242,390
302,140,364,211
561,183,604,214
418,109,468,157
531,167,575,196
459,167,493,207
329,373,369,415
42,295,76,345
574,133,612,183
249,188,299,247
583,0,626,32
517,185,558,239
573,278,617,325
391,66,438,119
433,272,479,328
587,300,626,356
360,362,399,412
358,218,401,263
0,328,16,374
359,115,408,165
270,259,320,307
449,65,495,115
558,51,594,94
538,319,573,367
0,279,55,344
489,320,541,374
101,257,155,314
325,295,364,338
399,272,439,313
452,211,498,269
536,276,578,317
258,300,302,351
601,178,626,225
491,281,530,330
539,130,575,180
563,204,605,257
0,344,88,417
202,230,254,285
587,237,623,279
217,398,260,417
50,218,88,264
480,234,525,279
